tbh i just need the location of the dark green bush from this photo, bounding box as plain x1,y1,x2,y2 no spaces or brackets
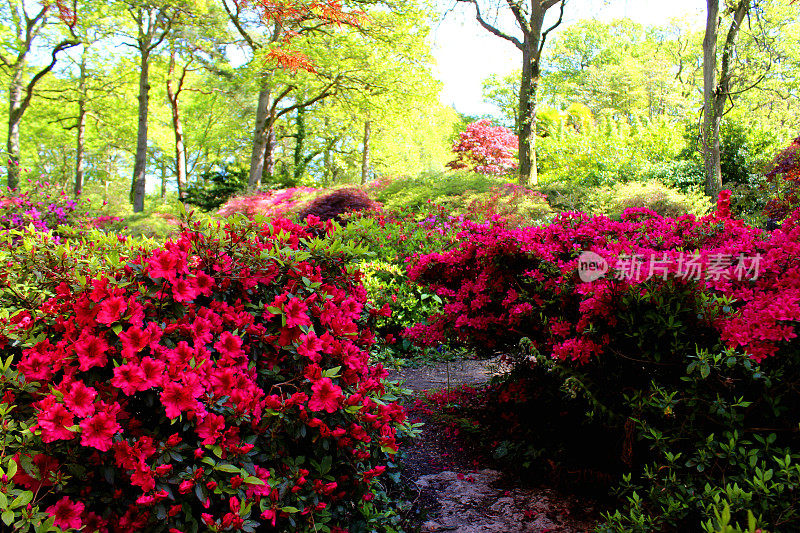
184,164,248,211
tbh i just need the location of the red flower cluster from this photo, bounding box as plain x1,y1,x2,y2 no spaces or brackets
5,217,406,531
405,206,800,363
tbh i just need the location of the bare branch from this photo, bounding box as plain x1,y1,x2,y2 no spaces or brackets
457,0,523,50
538,0,565,57
504,0,529,33
221,0,260,50
19,39,80,117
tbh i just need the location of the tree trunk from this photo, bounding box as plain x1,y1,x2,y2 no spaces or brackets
264,123,276,183
293,107,306,183
74,56,87,197
248,82,272,190
517,6,548,187
702,0,722,200
131,48,151,212
702,0,748,201
160,159,167,198
166,51,187,199
361,120,371,185
7,70,23,190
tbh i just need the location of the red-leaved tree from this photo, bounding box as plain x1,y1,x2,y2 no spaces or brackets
447,119,518,175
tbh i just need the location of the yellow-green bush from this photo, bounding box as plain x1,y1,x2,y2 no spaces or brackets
586,180,711,219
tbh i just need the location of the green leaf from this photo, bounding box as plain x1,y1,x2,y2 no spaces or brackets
6,458,17,479
243,476,264,485
320,456,332,475
322,366,341,378
2,510,14,526
215,464,241,473
10,490,33,509
281,506,299,513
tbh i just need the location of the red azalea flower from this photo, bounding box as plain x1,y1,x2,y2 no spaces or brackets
82,512,107,533
75,333,109,371
297,331,323,362
172,277,198,303
308,377,343,413
194,271,215,296
140,357,165,388
161,382,198,419
148,250,179,280
214,331,244,359
46,496,85,530
284,298,312,328
80,411,120,451
119,326,149,359
196,413,225,444
111,363,148,395
63,381,97,417
96,296,127,325
38,401,75,443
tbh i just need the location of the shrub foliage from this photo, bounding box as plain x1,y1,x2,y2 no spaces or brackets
0,216,409,532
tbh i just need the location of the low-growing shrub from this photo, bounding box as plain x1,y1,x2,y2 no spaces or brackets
297,188,381,224
763,134,800,222
0,215,411,532
360,261,443,354
368,172,507,215
586,180,711,219
0,180,117,241
217,187,320,220
402,202,800,530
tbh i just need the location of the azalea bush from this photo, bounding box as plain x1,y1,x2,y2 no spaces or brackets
763,133,800,222
403,198,800,530
0,180,120,241
217,187,320,220
297,188,381,225
0,215,412,532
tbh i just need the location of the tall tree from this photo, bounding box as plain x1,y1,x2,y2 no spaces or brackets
703,0,750,200
0,0,79,189
124,1,178,212
221,0,356,190
456,0,566,185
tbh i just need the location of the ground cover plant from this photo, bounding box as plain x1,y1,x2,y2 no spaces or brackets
0,214,413,533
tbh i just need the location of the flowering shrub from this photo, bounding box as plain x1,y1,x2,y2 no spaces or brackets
0,181,116,242
763,133,800,221
217,187,319,220
402,200,800,530
446,120,518,175
359,261,442,355
404,200,800,362
297,188,381,225
1,216,410,532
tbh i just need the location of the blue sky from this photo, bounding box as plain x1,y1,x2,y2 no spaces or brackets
430,0,704,116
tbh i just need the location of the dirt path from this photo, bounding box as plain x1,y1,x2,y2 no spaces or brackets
388,359,597,533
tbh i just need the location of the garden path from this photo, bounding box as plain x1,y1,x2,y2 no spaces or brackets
387,359,597,533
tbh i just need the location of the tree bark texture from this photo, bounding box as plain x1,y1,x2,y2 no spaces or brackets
74,56,87,197
361,120,371,184
131,48,151,212
7,70,23,190
166,49,187,199
249,83,272,189
702,0,748,200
